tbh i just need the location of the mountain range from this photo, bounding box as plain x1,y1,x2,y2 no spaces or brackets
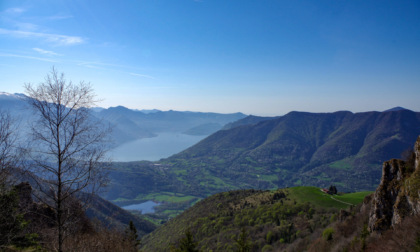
3,91,420,228
103,108,420,217
97,105,246,146
0,92,246,148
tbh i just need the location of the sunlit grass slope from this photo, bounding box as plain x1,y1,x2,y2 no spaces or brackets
287,186,372,209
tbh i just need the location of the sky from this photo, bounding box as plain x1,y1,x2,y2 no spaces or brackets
0,0,419,116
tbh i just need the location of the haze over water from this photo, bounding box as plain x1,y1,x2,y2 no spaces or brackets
110,133,206,162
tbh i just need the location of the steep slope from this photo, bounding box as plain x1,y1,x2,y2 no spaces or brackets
163,109,420,193
307,136,420,252
141,136,420,252
222,115,278,130
12,172,156,238
85,193,156,236
140,187,370,251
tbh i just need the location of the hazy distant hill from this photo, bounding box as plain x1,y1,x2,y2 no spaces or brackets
95,106,246,146
0,92,247,148
96,106,245,137
0,92,31,116
384,106,408,112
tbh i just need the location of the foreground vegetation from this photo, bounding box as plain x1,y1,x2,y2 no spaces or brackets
141,137,420,252
141,187,371,251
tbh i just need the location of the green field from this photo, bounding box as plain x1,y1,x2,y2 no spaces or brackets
140,192,199,203
287,186,372,209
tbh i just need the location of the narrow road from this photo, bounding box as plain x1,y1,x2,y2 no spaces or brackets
319,188,354,206
330,196,354,206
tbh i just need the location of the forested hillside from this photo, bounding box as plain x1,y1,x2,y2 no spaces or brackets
168,109,420,192
104,109,420,214
141,136,420,252
141,187,371,251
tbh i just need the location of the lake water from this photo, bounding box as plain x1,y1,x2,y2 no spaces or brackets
110,133,207,162
122,200,161,214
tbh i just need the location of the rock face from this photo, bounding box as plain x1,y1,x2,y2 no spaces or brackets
369,136,420,232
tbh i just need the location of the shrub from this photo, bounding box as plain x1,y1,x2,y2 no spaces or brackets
322,228,334,241
266,231,274,244
262,244,273,251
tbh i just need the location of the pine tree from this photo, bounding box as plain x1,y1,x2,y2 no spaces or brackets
0,185,38,249
235,227,251,252
124,220,141,249
171,229,199,252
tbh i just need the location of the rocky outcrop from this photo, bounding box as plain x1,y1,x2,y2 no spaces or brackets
369,136,420,232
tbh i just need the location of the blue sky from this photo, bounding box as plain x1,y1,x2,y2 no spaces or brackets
0,0,419,115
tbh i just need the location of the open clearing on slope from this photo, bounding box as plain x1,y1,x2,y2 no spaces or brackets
287,186,372,209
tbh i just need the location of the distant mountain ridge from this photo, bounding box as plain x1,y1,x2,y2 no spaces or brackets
0,92,247,148
96,105,246,146
384,106,409,112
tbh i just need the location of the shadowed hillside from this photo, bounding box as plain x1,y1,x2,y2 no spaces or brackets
103,109,420,222
164,109,420,192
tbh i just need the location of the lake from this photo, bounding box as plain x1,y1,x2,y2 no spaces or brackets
110,133,207,161
122,200,161,214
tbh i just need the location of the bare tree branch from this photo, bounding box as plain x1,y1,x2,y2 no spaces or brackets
24,67,111,252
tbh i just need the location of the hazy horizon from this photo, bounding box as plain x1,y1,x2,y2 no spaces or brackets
0,91,417,117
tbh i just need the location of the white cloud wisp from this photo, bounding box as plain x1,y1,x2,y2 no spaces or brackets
0,28,84,46
33,48,62,56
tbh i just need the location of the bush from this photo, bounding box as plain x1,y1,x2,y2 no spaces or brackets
322,228,334,241
266,231,274,244
262,244,273,251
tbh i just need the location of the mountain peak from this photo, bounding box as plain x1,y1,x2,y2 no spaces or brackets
0,92,26,101
384,106,409,112
109,105,130,111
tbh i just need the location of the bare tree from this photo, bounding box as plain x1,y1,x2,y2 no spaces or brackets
0,111,21,187
24,68,110,252
0,111,32,249
0,111,16,247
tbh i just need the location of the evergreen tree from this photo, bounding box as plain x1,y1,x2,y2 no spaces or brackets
0,111,38,249
329,185,338,195
0,185,38,249
235,227,251,252
124,220,141,249
171,229,199,252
